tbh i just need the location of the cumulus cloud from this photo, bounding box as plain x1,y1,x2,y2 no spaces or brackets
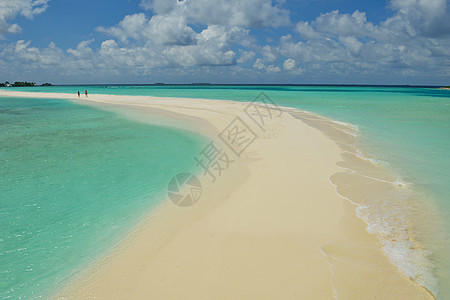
67,40,95,59
140,0,290,28
97,0,285,48
94,1,256,69
283,58,296,70
261,45,278,63
283,58,303,74
253,58,281,73
97,12,197,46
1,39,64,75
2,0,450,83
80,0,450,80
253,58,265,70
295,21,322,40
283,0,450,78
160,25,240,66
390,0,450,37
266,65,281,72
4,25,243,75
2,0,265,81
147,13,197,45
339,36,363,55
97,13,148,43
0,0,49,38
237,50,255,63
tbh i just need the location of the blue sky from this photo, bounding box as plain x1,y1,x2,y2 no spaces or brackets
1,0,449,85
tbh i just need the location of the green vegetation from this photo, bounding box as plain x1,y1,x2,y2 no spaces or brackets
12,81,36,87
0,81,53,87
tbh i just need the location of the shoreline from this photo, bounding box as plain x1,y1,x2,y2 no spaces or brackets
0,90,435,299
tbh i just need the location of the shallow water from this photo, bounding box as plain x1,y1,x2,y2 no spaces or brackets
2,85,450,298
0,96,205,299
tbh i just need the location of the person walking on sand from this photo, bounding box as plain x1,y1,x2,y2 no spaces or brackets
85,90,88,98
77,91,80,98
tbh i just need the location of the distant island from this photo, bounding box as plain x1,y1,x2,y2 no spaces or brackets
0,81,53,87
152,82,212,86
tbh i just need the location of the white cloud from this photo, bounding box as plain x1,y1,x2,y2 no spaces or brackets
339,36,363,55
2,39,64,71
283,58,296,70
1,0,450,84
253,58,265,70
261,45,278,63
140,0,290,28
147,13,197,45
284,0,450,78
389,0,450,36
161,25,239,66
266,65,281,72
97,13,148,43
283,58,303,75
67,40,95,59
4,23,242,75
0,0,49,38
0,0,289,80
253,58,281,73
95,7,252,69
295,21,322,40
140,0,176,14
314,10,374,38
279,35,347,63
237,50,255,63
97,12,197,46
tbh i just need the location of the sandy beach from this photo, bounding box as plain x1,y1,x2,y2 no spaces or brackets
0,90,434,299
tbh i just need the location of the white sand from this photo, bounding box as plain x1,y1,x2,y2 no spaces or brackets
0,90,434,299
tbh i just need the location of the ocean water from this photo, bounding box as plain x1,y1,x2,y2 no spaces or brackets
18,85,447,209
0,96,205,299
2,86,449,297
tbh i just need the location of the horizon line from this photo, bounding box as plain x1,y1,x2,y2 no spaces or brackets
3,83,445,88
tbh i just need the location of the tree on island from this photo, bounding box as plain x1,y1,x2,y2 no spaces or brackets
12,81,36,87
1,81,53,87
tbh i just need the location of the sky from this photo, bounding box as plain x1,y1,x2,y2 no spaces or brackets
0,0,449,85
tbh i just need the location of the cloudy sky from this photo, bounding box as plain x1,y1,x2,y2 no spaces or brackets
1,0,449,85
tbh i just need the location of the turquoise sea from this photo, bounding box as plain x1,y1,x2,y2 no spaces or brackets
0,95,206,298
1,85,449,298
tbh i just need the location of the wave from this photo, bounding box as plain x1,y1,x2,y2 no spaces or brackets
287,107,440,297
